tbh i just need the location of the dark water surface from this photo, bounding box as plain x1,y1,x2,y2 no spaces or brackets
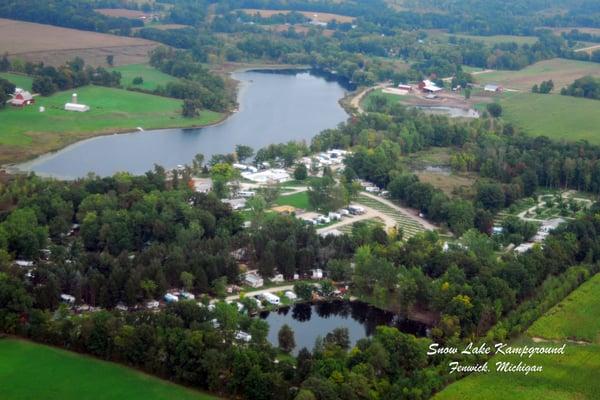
17,70,348,179
260,301,429,355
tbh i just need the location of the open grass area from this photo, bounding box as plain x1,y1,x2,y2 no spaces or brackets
476,58,600,90
497,92,600,144
361,88,404,109
0,338,217,400
445,33,538,45
357,194,426,238
275,191,311,210
434,273,600,400
110,64,179,91
0,72,33,90
528,274,600,343
0,85,223,164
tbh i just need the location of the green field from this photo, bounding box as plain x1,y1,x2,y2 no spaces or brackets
475,58,600,90
434,274,600,400
445,33,538,46
528,274,600,343
0,339,217,400
275,191,311,210
498,92,600,144
0,72,33,90
361,88,404,109
0,85,223,164
110,64,179,91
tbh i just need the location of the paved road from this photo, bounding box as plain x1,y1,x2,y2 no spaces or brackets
222,284,296,303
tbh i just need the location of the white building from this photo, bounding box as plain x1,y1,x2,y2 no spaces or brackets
262,292,280,305
180,291,195,300
311,269,324,279
284,291,297,300
146,300,160,309
244,272,264,288
60,294,76,304
164,293,179,303
241,169,291,184
235,330,252,342
64,93,90,112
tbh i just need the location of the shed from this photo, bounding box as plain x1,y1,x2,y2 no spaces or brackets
244,272,264,288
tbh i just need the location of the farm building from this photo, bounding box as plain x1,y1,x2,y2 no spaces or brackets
64,93,90,112
484,84,504,93
418,80,443,93
397,84,413,91
8,88,35,107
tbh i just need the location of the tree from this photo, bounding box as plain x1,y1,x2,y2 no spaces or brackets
486,103,503,118
476,183,505,211
182,99,199,117
324,327,350,349
294,282,314,300
180,271,194,291
278,324,296,353
235,145,254,162
106,55,114,66
140,279,157,299
294,163,308,181
32,76,57,96
446,200,475,236
132,76,143,85
307,177,347,212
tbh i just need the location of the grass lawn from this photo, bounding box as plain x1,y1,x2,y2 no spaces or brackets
361,88,404,109
0,72,33,90
528,274,600,343
110,64,179,91
0,338,217,400
497,92,600,144
275,191,311,210
0,85,223,164
434,273,600,400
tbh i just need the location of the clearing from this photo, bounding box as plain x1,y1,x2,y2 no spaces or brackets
444,33,538,46
0,72,33,90
95,8,153,19
498,92,600,144
434,273,600,400
0,338,217,400
0,85,223,165
239,9,354,23
0,18,158,66
475,58,600,91
275,191,311,210
109,64,179,91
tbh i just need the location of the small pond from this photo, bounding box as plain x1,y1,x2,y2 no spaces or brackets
260,301,429,355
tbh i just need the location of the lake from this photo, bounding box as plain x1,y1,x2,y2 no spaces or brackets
16,69,349,179
260,301,429,355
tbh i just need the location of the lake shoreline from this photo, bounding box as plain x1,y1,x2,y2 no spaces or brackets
2,63,312,174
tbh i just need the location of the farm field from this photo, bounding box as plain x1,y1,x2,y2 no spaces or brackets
444,33,538,45
239,9,354,23
95,8,152,19
434,273,600,400
110,64,179,91
0,85,223,164
0,18,158,66
0,339,216,400
415,171,476,197
528,274,600,343
357,194,426,238
475,58,600,90
0,72,33,90
498,92,600,144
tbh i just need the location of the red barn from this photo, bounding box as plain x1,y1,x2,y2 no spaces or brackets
9,89,35,107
